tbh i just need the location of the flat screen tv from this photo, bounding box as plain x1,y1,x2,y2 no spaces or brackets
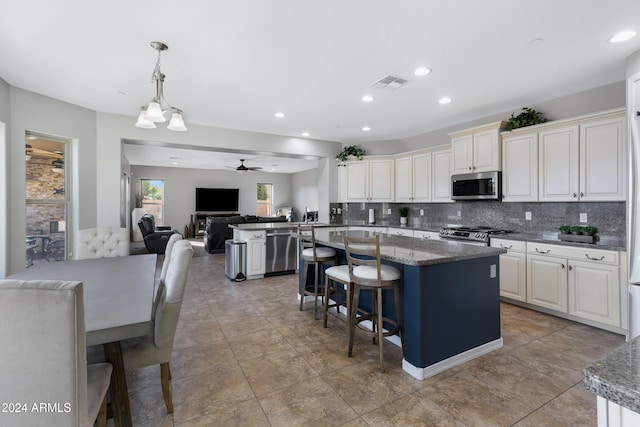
195,188,239,212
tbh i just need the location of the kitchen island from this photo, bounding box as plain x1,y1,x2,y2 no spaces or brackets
308,228,506,380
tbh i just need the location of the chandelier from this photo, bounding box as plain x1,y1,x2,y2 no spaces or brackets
135,41,187,131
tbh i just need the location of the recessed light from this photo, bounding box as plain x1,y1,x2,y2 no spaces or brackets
414,67,431,76
528,38,544,45
362,126,371,132
610,30,636,43
171,161,179,165
301,132,310,137
361,95,374,102
438,97,452,105
274,112,285,118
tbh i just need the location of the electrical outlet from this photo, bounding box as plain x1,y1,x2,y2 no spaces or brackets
490,264,496,278
525,211,532,220
387,208,392,214
331,208,336,215
580,213,587,223
420,209,424,216
337,208,342,214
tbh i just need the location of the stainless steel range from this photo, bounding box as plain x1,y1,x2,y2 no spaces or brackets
438,226,511,246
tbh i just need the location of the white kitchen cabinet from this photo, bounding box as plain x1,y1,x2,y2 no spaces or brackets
568,259,620,327
432,147,453,202
395,151,431,203
491,238,526,302
526,242,622,329
450,121,505,174
536,109,626,202
345,157,394,202
501,132,538,201
579,116,626,201
233,229,266,279
527,252,568,312
538,125,580,201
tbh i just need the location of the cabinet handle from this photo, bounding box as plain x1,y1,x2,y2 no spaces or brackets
561,263,565,269
580,192,584,197
535,248,550,254
500,244,513,249
468,166,472,170
573,193,577,198
585,254,605,261
569,265,573,271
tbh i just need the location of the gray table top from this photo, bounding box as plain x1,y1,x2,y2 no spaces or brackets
9,254,156,346
583,337,640,413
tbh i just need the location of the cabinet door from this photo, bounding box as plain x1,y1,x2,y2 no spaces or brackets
337,164,347,203
499,251,527,302
539,125,579,201
369,158,394,202
247,239,266,276
395,156,413,202
568,260,620,327
412,152,432,202
527,254,568,311
502,132,538,201
473,129,501,172
579,117,626,201
452,134,473,174
346,161,369,202
432,148,452,202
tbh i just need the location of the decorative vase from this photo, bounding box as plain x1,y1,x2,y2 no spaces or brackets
131,208,145,242
400,217,407,225
189,215,195,238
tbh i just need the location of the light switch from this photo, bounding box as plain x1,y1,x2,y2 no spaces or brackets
387,208,392,214
580,213,587,223
420,209,424,216
525,212,532,220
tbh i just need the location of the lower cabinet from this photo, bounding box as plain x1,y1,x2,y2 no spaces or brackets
527,253,568,312
233,229,266,278
568,260,619,327
491,239,526,302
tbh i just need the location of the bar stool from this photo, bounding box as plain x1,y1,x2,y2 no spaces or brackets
323,264,352,328
344,234,403,371
298,225,336,319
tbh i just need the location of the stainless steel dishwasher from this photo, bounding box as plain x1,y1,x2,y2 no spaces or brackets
265,229,297,274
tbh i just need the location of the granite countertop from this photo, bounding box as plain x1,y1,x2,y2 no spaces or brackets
230,222,327,231
312,228,506,267
583,337,640,413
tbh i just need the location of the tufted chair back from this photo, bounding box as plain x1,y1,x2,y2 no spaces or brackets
75,227,130,260
0,279,112,427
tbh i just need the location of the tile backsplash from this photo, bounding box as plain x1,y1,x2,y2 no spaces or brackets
330,201,625,240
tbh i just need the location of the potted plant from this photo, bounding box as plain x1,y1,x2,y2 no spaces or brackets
399,207,409,225
559,225,571,234
506,107,548,131
582,226,597,236
569,226,583,235
336,145,366,166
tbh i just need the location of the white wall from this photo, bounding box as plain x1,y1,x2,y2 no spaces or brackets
7,88,97,275
0,77,9,277
291,168,319,221
131,165,293,230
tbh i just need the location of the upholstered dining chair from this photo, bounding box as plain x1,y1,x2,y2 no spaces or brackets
89,239,193,414
0,279,112,427
75,226,130,260
160,233,183,283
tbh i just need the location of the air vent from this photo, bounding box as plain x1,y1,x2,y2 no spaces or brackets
369,74,409,91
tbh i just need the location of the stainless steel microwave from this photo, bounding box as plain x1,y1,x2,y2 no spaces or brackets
451,171,502,201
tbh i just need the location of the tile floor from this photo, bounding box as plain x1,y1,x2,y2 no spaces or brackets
119,246,626,426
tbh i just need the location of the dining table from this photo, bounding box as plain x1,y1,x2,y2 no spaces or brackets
8,253,157,427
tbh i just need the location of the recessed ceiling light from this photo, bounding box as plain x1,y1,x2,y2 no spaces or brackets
362,126,371,132
528,38,544,45
610,30,636,43
361,95,374,102
438,97,452,104
274,112,285,118
171,161,179,165
414,67,431,76
301,132,310,137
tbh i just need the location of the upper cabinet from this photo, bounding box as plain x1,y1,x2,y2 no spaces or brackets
502,108,626,202
432,147,453,202
450,121,506,174
394,146,452,203
345,156,395,202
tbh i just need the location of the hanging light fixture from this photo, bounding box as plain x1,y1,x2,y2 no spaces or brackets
135,41,187,132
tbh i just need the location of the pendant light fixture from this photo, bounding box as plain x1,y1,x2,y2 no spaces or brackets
135,41,187,131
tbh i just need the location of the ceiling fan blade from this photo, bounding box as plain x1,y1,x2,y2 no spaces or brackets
247,166,262,170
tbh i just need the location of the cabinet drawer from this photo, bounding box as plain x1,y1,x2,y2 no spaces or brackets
491,238,525,252
387,227,414,237
527,242,618,265
248,231,266,240
414,230,441,240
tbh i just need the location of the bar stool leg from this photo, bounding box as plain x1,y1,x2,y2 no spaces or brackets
348,283,360,357
313,261,319,320
323,274,331,328
299,261,309,312
377,287,384,370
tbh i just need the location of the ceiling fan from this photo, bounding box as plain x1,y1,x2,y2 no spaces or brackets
225,159,262,172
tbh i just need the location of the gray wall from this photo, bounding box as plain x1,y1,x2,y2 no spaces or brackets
291,168,319,220
0,77,9,277
361,81,626,155
131,165,293,231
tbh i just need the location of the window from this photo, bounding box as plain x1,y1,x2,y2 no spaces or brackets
257,183,273,216
141,179,164,225
25,132,69,266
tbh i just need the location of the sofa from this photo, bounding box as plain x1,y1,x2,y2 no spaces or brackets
138,214,181,254
204,215,288,253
